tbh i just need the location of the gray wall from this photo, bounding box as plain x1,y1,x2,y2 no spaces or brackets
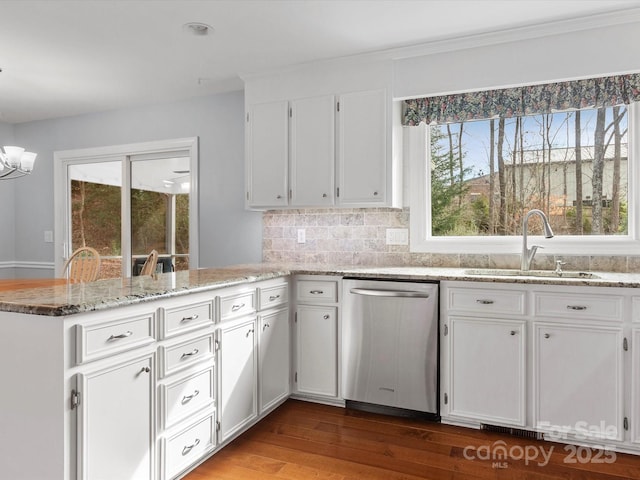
10,90,262,274
0,122,16,273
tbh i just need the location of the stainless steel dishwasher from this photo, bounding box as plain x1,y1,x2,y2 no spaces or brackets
342,279,439,419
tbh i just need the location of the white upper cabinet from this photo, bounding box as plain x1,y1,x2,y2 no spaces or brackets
290,95,335,206
245,89,398,209
337,89,388,206
246,100,289,208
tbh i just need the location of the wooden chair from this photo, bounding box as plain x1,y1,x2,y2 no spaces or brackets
63,247,101,282
139,249,159,276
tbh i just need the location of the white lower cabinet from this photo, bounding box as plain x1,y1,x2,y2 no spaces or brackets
534,323,624,441
77,353,155,480
442,281,632,450
259,307,290,412
295,304,338,397
217,316,258,443
448,317,526,426
632,327,640,444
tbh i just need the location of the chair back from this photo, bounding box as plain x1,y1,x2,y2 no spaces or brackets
139,250,159,276
63,247,101,283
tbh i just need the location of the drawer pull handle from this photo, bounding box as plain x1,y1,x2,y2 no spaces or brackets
476,299,494,305
181,390,200,404
108,331,133,341
139,366,151,374
232,303,246,312
182,438,200,456
310,290,324,295
181,314,199,323
269,294,281,301
263,322,270,331
181,348,199,359
246,328,254,337
567,305,587,311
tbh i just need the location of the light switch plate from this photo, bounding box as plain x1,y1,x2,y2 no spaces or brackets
44,230,54,243
297,229,306,244
386,228,408,245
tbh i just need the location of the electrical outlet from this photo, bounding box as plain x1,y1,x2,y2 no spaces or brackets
44,230,54,243
297,228,306,244
386,228,408,245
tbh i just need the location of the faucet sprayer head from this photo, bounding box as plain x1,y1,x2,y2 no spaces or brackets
543,221,554,239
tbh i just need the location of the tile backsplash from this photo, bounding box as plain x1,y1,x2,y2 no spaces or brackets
262,208,640,273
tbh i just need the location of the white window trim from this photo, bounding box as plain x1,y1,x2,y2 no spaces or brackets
408,104,640,256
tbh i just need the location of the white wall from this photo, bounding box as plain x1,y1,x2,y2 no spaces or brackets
393,20,640,99
11,90,262,276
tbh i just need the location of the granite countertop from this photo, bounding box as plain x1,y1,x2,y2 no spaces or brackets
2,263,640,317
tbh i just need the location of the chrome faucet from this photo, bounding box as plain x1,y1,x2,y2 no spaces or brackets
521,209,554,271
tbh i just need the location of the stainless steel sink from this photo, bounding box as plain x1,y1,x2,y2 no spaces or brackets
463,268,600,279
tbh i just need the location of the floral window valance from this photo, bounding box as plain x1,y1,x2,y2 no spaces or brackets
402,73,640,126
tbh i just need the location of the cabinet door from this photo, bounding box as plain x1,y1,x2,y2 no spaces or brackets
77,354,154,480
218,317,257,442
290,95,335,206
534,323,623,441
633,328,640,444
246,100,289,208
448,317,526,426
259,308,290,412
337,89,387,206
295,305,337,397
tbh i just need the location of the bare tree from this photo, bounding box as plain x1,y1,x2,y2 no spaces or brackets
592,107,606,234
575,110,583,234
497,118,507,234
489,119,495,234
446,124,455,187
609,106,627,233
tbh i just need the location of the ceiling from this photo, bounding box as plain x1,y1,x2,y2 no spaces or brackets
1,0,639,124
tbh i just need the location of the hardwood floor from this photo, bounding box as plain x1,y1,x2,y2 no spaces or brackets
184,400,640,480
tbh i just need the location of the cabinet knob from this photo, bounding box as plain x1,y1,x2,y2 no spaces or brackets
323,314,330,320
510,330,517,336
322,193,328,198
276,195,282,199
263,322,270,331
373,191,378,196
544,333,551,339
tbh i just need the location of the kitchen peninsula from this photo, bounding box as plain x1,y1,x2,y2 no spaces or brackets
2,264,640,480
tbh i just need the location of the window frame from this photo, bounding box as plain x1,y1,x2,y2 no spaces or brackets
408,103,640,255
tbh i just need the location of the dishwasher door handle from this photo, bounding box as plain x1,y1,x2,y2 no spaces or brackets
349,287,430,298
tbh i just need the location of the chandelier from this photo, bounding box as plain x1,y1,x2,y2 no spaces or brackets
0,146,37,179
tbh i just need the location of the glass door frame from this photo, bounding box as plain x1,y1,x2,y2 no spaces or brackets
53,137,199,277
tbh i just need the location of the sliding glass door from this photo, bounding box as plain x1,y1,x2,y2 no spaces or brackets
55,138,198,279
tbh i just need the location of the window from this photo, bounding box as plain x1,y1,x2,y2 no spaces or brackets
406,74,640,255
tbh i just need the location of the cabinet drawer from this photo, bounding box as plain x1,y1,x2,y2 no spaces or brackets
161,367,215,429
162,301,214,339
632,297,640,323
219,290,256,320
534,292,623,322
448,288,525,316
163,414,215,480
259,283,289,310
297,280,338,303
160,334,215,378
76,313,155,364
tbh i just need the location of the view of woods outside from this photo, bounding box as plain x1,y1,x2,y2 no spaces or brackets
430,104,629,237
71,180,189,278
